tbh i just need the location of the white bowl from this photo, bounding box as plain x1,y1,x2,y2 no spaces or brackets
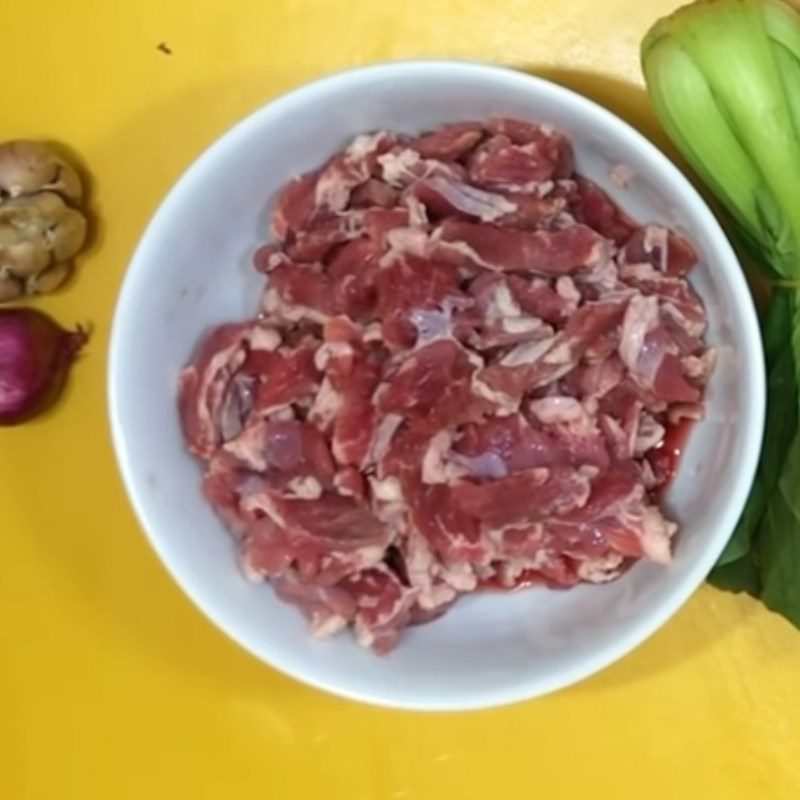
109,61,765,711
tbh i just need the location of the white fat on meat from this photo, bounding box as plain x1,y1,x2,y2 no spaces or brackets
634,413,666,456
403,192,429,226
529,396,592,431
428,175,518,222
223,419,268,471
610,481,676,564
488,281,522,318
484,281,549,337
639,506,677,564
368,475,404,503
367,413,404,465
239,550,266,583
193,339,248,437
314,340,354,371
405,533,458,610
580,253,618,294
421,430,467,485
618,294,660,374
500,336,557,368
502,316,548,335
311,614,350,638
600,413,630,461
495,551,549,585
362,322,384,343
439,561,478,593
285,476,324,500
377,149,422,185
382,227,430,263
308,377,343,431
661,301,706,339
471,373,518,415
314,173,352,212
249,326,282,352
500,179,555,196
556,276,581,305
610,163,635,188
345,131,387,162
409,296,471,348
577,551,625,583
262,286,330,325
428,230,496,271
314,158,370,211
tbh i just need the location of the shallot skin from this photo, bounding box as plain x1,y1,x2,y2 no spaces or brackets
0,308,87,425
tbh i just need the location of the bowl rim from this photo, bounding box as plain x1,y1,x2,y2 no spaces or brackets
108,59,766,711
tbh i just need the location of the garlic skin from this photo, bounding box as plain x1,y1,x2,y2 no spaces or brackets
0,141,87,299
0,141,82,202
0,193,86,275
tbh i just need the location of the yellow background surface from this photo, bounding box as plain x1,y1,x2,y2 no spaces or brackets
2,1,800,798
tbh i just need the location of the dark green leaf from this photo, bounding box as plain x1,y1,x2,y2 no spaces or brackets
708,553,760,595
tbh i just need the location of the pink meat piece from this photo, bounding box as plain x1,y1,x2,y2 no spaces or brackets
432,219,607,275
338,565,417,653
269,492,389,548
375,255,463,349
332,359,381,466
406,121,484,161
411,484,486,563
178,321,253,459
569,178,637,245
286,213,361,263
451,466,593,527
377,146,468,188
618,261,707,352
377,340,485,432
552,467,676,564
350,178,400,208
313,132,397,212
334,466,367,499
362,207,412,243
270,171,321,240
475,298,627,404
326,239,381,320
378,424,431,484
241,496,388,586
619,226,697,276
224,418,335,479
178,118,711,653
244,343,320,414
508,275,578,323
201,454,254,537
406,174,517,223
269,261,335,314
467,272,576,327
469,121,573,186
456,412,609,473
498,193,568,229
407,173,566,230
271,573,358,631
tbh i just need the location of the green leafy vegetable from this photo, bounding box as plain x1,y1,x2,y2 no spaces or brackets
642,0,800,625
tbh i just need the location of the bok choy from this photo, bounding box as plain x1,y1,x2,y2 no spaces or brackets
642,0,800,626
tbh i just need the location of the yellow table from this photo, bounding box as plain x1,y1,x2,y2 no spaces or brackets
2,1,799,797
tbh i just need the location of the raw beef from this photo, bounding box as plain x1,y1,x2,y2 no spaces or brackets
178,118,713,653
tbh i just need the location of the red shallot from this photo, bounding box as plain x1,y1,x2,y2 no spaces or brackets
0,308,87,425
